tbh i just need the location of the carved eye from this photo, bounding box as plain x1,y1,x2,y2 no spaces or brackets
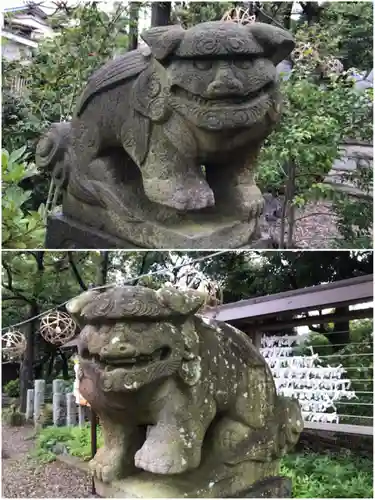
234,60,253,70
194,60,213,70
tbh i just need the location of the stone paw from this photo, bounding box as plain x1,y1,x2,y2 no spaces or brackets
232,185,264,221
134,439,191,475
143,178,215,211
89,446,124,483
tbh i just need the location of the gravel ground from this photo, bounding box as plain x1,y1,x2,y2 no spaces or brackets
287,201,342,249
2,425,95,498
263,200,343,249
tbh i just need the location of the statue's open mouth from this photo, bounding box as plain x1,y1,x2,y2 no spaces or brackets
84,346,172,371
172,81,275,107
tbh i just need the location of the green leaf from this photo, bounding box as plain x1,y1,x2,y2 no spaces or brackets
8,145,27,165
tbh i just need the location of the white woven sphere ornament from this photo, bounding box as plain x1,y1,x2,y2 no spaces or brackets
39,311,76,345
222,7,256,25
2,330,27,359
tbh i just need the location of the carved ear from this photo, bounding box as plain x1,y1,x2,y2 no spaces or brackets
66,290,101,314
156,286,206,315
133,59,171,122
141,25,185,60
65,290,101,326
248,23,295,65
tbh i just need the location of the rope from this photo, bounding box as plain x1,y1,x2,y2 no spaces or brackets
1,250,231,331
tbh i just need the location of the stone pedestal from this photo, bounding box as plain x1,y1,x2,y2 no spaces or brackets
93,464,292,498
45,214,139,249
45,213,273,249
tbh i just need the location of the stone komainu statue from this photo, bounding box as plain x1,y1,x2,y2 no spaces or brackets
37,21,295,249
66,286,303,498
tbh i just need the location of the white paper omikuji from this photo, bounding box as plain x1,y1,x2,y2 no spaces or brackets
260,334,357,424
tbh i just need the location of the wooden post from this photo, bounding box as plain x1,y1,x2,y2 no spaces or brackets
91,407,98,495
20,302,38,413
253,331,263,350
151,2,171,27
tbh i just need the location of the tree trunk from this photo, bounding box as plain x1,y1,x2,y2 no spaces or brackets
286,162,296,248
96,251,109,287
300,2,322,26
151,2,172,27
59,350,69,379
282,2,294,29
19,301,38,413
128,2,140,50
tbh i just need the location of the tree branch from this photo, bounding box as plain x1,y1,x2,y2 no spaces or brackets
2,296,31,303
2,260,33,304
254,3,286,29
68,252,88,291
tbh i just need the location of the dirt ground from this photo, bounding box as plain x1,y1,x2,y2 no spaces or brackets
2,424,95,498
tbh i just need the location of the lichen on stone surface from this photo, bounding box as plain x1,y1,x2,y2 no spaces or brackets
67,284,302,497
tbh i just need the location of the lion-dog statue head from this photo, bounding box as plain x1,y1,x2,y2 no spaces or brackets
66,286,207,402
132,21,294,134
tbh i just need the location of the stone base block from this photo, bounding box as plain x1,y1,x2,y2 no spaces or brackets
93,462,292,498
45,212,272,249
45,214,140,249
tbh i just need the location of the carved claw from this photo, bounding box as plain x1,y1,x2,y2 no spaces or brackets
89,446,126,483
134,437,193,475
143,178,215,211
231,185,264,220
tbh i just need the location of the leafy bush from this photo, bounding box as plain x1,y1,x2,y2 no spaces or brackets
3,379,20,398
2,147,46,248
332,165,373,249
35,403,54,429
256,19,373,248
2,3,131,210
35,424,103,462
3,405,26,427
282,451,373,498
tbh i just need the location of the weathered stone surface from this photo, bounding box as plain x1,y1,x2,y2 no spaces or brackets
53,380,66,427
37,21,294,249
232,476,292,497
66,392,77,426
66,286,303,498
33,379,45,427
45,211,273,249
45,213,140,249
26,389,34,421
